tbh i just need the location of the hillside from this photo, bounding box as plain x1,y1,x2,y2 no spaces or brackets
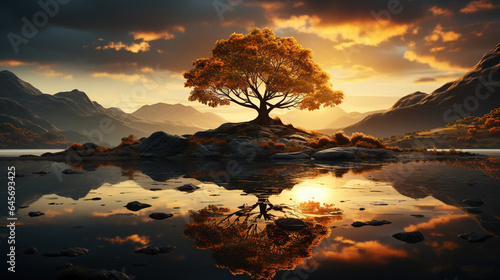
383,108,500,148
132,103,227,129
344,43,500,137
0,70,227,147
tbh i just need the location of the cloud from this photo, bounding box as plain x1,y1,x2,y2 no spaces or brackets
90,72,145,82
317,236,408,264
460,0,498,13
96,41,150,53
404,50,469,71
131,25,185,41
414,77,436,83
424,24,461,43
404,214,468,232
97,234,150,246
429,6,453,16
271,15,411,50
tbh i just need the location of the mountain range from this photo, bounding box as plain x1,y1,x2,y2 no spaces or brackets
0,70,227,147
274,107,384,130
341,43,500,138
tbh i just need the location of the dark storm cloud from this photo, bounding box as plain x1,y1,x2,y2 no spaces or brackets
0,0,499,76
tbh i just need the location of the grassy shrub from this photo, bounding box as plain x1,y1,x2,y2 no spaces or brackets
308,137,336,149
285,142,303,152
354,140,378,149
333,131,351,146
350,133,386,149
69,143,83,150
189,136,227,146
118,134,141,147
259,139,287,151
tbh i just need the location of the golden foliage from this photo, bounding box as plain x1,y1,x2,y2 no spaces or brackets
189,136,228,146
0,122,67,148
184,205,335,280
117,134,141,147
184,27,343,117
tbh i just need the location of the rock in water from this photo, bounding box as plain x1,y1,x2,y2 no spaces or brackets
351,220,391,227
136,131,189,157
275,218,307,231
61,169,86,175
392,231,424,244
177,183,200,192
270,152,310,160
24,247,38,254
125,201,151,211
465,207,482,214
149,213,173,220
88,269,130,280
29,211,45,217
134,245,176,255
312,147,390,160
55,262,73,271
43,247,89,257
458,232,493,242
463,199,484,207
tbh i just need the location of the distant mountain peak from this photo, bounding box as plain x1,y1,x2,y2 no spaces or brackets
0,69,42,97
132,102,226,129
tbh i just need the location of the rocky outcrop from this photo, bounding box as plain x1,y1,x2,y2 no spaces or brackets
137,131,189,157
124,201,151,211
313,147,393,160
43,247,89,257
392,231,425,244
134,244,176,255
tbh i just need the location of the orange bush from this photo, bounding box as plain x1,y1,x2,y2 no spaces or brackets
354,140,378,149
333,131,350,146
488,127,500,135
350,133,385,149
118,135,140,147
189,136,227,146
69,143,83,150
259,139,287,151
308,137,336,149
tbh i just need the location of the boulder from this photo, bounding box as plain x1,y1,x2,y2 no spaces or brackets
29,211,45,217
465,207,482,214
55,262,73,271
136,131,189,157
124,201,151,211
392,231,424,244
193,144,222,158
149,213,173,220
463,199,484,207
82,143,99,150
61,169,86,175
134,244,176,255
24,247,38,254
271,152,310,161
351,220,391,227
313,147,391,160
87,269,130,280
177,183,200,192
275,218,307,231
458,232,493,242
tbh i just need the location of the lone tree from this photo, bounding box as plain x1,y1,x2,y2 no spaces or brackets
184,28,344,125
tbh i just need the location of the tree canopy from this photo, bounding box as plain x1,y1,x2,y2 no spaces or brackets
184,28,344,124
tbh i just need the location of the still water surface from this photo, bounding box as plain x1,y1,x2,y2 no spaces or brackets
0,152,499,280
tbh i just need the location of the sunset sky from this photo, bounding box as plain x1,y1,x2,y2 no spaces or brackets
1,0,499,120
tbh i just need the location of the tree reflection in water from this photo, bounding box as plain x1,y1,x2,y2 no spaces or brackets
184,196,343,280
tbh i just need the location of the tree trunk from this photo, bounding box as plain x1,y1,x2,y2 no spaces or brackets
252,102,272,125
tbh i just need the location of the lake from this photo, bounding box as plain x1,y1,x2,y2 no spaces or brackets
0,150,499,280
